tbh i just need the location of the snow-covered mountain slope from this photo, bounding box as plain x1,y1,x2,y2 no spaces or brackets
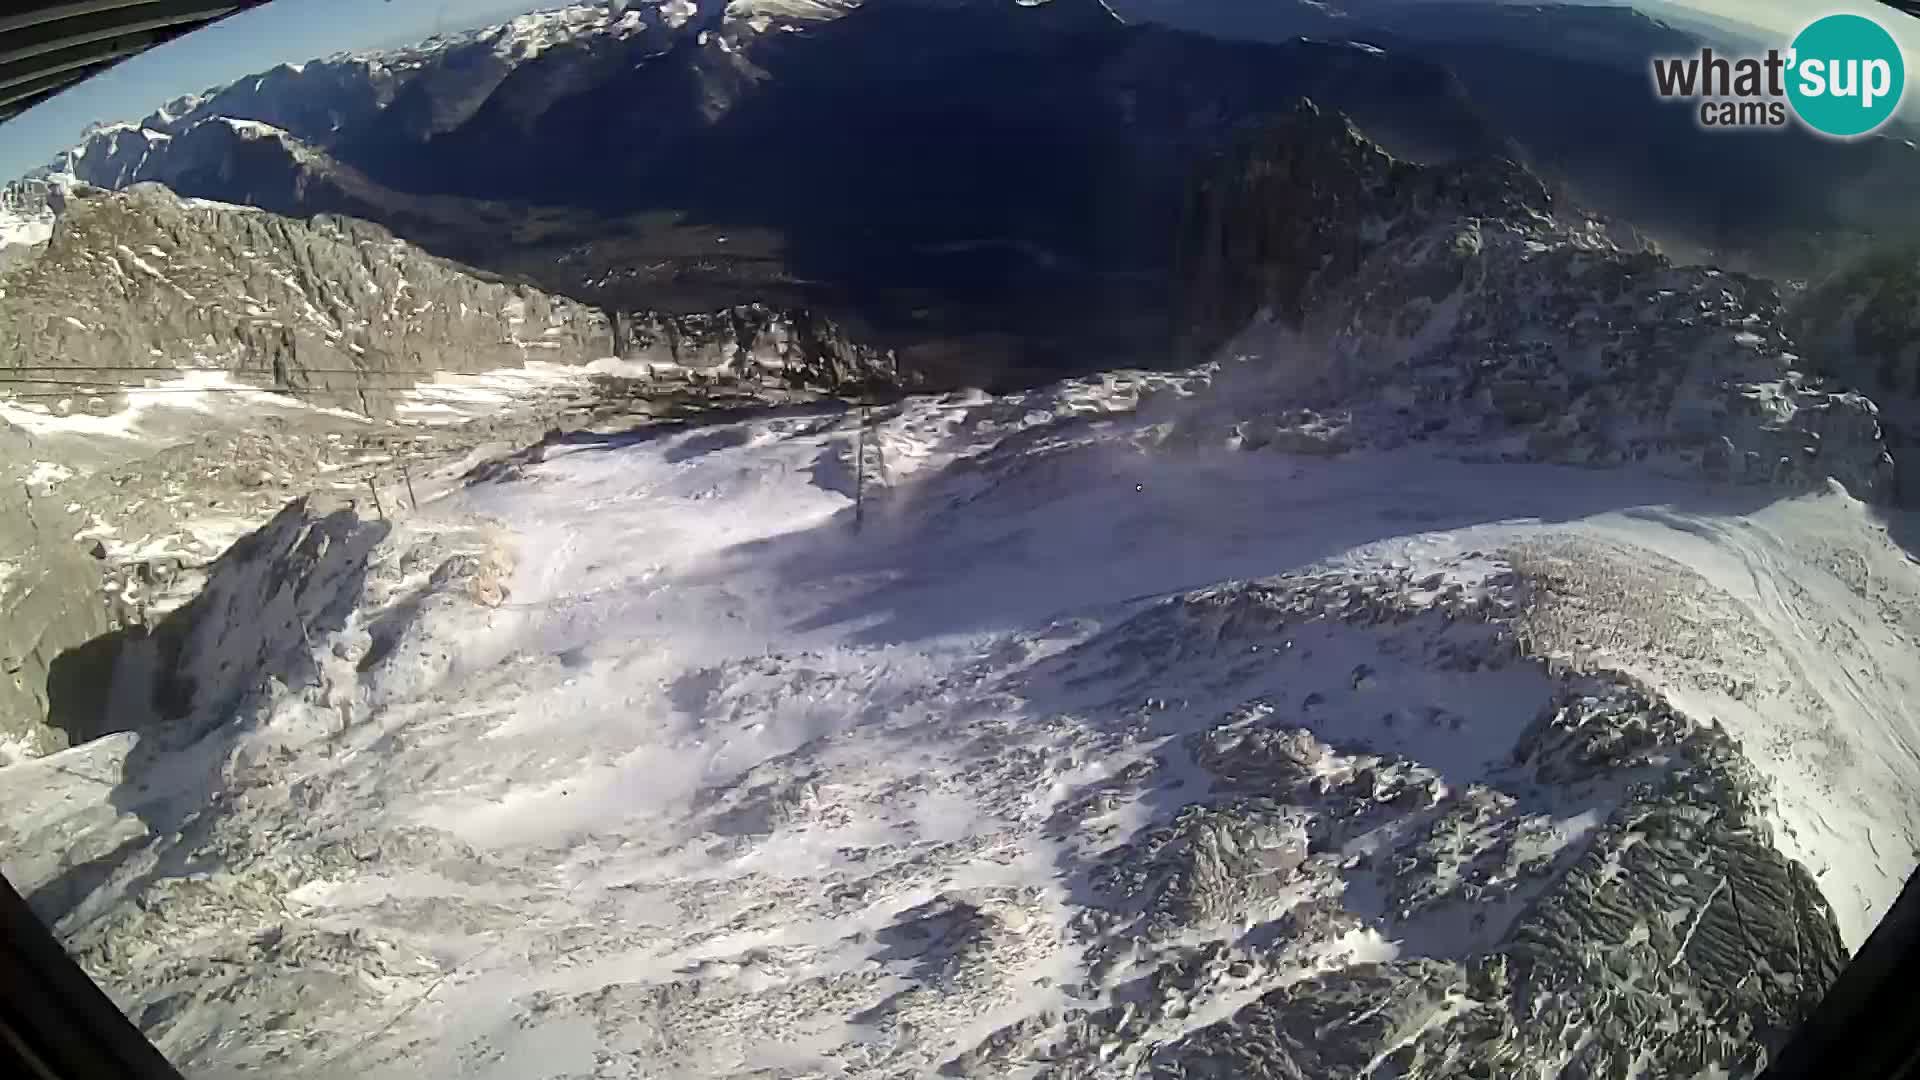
5,361,1916,1077
0,178,589,758
0,166,916,759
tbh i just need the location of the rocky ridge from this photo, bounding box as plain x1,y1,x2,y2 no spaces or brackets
57,115,560,263
1174,100,1896,500
0,182,609,417
49,2,691,191
612,303,911,394
45,1,792,194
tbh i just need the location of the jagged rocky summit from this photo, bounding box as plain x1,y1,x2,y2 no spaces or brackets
1175,100,1896,501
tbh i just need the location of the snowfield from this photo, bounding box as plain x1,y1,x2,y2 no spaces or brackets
3,365,1919,1077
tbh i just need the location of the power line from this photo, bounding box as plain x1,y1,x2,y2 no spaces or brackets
0,378,539,390
0,364,546,375
0,366,632,397
0,373,559,385
0,386,556,400
0,374,1029,415
0,376,608,401
0,381,466,392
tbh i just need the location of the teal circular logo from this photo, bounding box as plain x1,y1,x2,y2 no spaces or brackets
1787,14,1905,138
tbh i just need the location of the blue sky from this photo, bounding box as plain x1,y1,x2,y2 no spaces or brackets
2,0,552,180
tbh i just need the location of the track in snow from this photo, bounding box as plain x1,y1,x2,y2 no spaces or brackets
4,384,1918,1077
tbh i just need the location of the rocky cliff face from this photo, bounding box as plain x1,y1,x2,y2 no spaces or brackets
1787,245,1920,506
0,477,114,761
1175,100,1895,500
614,303,910,393
52,124,174,190
0,183,610,417
41,499,391,754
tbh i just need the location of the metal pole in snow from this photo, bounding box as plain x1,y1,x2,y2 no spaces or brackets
853,406,867,531
366,476,385,520
400,458,419,511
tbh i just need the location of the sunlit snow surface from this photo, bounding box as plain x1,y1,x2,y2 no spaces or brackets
4,369,1920,1077
0,206,53,250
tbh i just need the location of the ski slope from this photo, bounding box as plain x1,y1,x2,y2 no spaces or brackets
3,371,1918,1076
448,386,1920,948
